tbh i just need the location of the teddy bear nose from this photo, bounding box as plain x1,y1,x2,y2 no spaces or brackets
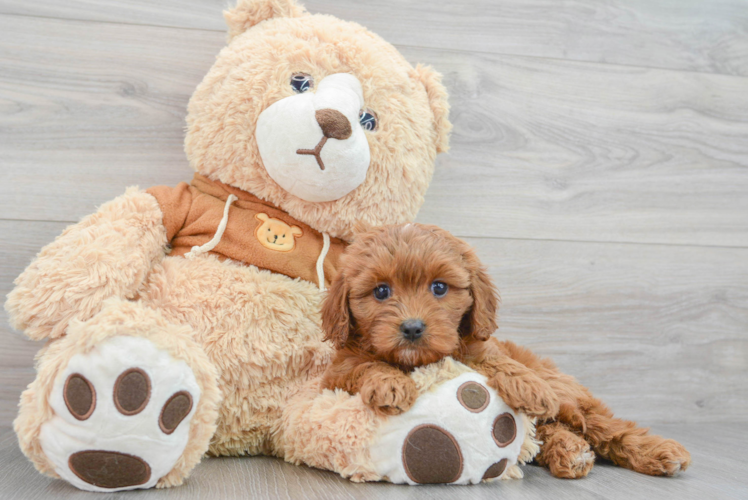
400,319,425,341
315,109,352,140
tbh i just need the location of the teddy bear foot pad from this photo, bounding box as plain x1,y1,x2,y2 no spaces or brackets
39,336,201,492
369,370,530,485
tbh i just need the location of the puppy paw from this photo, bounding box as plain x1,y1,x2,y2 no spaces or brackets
631,439,691,476
521,388,560,420
491,375,559,420
537,431,595,479
360,374,418,416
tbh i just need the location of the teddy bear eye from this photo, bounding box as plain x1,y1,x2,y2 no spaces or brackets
359,109,377,131
290,73,313,93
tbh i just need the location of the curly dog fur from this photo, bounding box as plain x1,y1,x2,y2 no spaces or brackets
320,223,691,478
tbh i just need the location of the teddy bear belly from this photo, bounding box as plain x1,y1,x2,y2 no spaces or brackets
137,254,335,456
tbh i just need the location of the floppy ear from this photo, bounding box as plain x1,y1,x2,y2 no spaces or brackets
414,64,452,154
224,0,308,42
321,272,354,349
458,246,499,341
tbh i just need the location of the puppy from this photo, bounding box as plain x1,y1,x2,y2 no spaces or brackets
321,223,691,479
320,223,559,419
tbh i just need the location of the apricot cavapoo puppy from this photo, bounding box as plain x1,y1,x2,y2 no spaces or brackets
321,223,691,479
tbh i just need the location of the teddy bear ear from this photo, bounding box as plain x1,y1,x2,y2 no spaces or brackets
255,212,269,222
413,64,452,154
224,0,308,42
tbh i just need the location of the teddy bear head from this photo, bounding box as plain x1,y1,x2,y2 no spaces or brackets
185,0,451,240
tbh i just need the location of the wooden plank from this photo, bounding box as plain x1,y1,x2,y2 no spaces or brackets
2,220,745,427
464,236,748,425
0,15,221,221
1,15,747,247
0,221,68,427
0,424,746,499
415,47,748,246
1,0,747,76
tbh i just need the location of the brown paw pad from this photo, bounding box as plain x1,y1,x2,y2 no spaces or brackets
492,413,517,447
64,374,96,421
482,458,508,480
457,381,489,413
114,368,151,416
402,424,463,484
159,391,193,434
68,450,151,489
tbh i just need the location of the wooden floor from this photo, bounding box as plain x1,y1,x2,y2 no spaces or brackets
0,0,747,498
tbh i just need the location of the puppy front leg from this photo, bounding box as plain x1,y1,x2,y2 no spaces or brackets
322,353,418,416
469,355,560,420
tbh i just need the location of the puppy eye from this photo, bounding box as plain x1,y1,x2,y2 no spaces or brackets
290,73,313,93
359,109,377,131
373,283,391,301
431,281,448,297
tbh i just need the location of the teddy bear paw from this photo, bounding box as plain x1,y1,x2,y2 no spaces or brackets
39,335,201,492
369,372,528,485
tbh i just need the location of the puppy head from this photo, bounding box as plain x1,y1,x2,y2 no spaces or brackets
322,224,498,368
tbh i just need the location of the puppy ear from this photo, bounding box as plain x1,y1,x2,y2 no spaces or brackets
458,246,499,341
321,272,353,349
224,0,308,42
413,64,452,154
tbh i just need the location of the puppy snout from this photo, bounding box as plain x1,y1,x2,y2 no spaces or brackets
400,319,425,341
316,109,352,140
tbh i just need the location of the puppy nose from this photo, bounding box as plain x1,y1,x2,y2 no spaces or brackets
315,109,352,140
400,319,425,341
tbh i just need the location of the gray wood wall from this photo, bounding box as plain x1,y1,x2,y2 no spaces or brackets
0,0,746,431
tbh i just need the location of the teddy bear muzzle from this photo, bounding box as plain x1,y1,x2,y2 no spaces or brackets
256,73,371,203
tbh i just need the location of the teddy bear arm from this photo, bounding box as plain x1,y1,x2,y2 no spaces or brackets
5,187,169,341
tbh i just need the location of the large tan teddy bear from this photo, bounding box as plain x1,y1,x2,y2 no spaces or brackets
6,0,538,492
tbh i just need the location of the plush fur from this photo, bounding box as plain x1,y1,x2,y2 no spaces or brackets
186,0,451,241
320,224,559,420
14,299,222,488
6,0,453,487
321,224,691,478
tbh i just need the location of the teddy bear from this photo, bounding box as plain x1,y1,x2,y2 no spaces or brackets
6,0,537,491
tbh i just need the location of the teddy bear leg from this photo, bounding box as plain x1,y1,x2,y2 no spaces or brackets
282,361,538,485
368,370,534,484
535,421,595,479
14,299,221,492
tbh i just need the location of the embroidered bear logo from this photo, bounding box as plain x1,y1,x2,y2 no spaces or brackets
255,213,303,252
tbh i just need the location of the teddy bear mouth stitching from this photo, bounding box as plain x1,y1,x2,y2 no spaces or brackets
296,108,353,171
296,136,328,170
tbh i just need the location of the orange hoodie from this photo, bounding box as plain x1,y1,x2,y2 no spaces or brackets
146,174,347,288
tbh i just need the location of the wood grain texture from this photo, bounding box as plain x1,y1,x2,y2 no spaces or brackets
0,221,68,426
0,0,746,76
1,15,747,247
0,424,746,500
0,15,217,221
463,236,748,424
416,48,748,246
